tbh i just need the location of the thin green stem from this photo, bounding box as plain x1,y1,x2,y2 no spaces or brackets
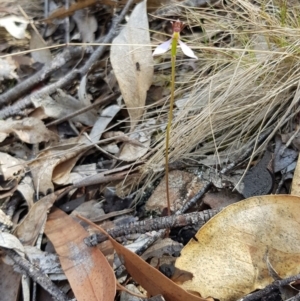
165,38,177,216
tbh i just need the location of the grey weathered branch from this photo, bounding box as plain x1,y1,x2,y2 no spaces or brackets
241,273,300,301
84,208,221,247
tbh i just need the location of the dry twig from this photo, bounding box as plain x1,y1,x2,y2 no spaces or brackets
85,208,220,247
3,249,69,301
241,273,300,301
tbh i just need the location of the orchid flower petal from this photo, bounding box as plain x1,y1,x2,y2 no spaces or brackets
178,39,198,59
152,38,172,56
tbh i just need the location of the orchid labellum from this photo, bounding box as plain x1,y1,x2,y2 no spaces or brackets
153,20,198,59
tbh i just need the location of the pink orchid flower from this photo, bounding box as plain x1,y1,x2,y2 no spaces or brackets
153,20,198,59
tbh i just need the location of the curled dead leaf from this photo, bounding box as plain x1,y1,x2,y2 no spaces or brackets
0,118,57,144
0,152,25,181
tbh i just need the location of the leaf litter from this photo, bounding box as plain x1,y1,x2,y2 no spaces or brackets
1,0,300,301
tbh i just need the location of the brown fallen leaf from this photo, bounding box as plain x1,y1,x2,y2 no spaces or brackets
31,89,98,126
118,120,152,162
73,9,97,43
29,137,88,194
0,117,57,144
45,207,116,301
175,195,300,301
78,215,210,301
0,179,18,199
14,189,66,246
0,152,25,181
29,29,52,65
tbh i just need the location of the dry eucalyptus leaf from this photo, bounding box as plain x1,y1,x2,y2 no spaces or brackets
89,105,121,143
13,190,61,246
118,118,156,161
52,151,85,185
31,90,97,126
0,152,25,181
78,74,92,106
203,190,242,209
274,136,298,173
0,179,18,199
0,202,29,301
65,163,99,184
120,284,144,301
70,200,105,221
118,133,150,162
175,195,300,301
0,117,57,144
0,233,25,259
0,234,30,301
17,176,35,209
0,141,31,160
45,208,116,301
29,137,88,194
102,143,119,154
43,0,61,36
73,9,97,43
0,57,17,80
30,103,120,193
29,30,52,65
110,0,153,131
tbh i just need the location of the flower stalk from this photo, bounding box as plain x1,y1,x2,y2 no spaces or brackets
153,20,197,216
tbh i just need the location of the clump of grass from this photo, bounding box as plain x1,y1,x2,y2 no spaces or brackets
141,0,300,193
